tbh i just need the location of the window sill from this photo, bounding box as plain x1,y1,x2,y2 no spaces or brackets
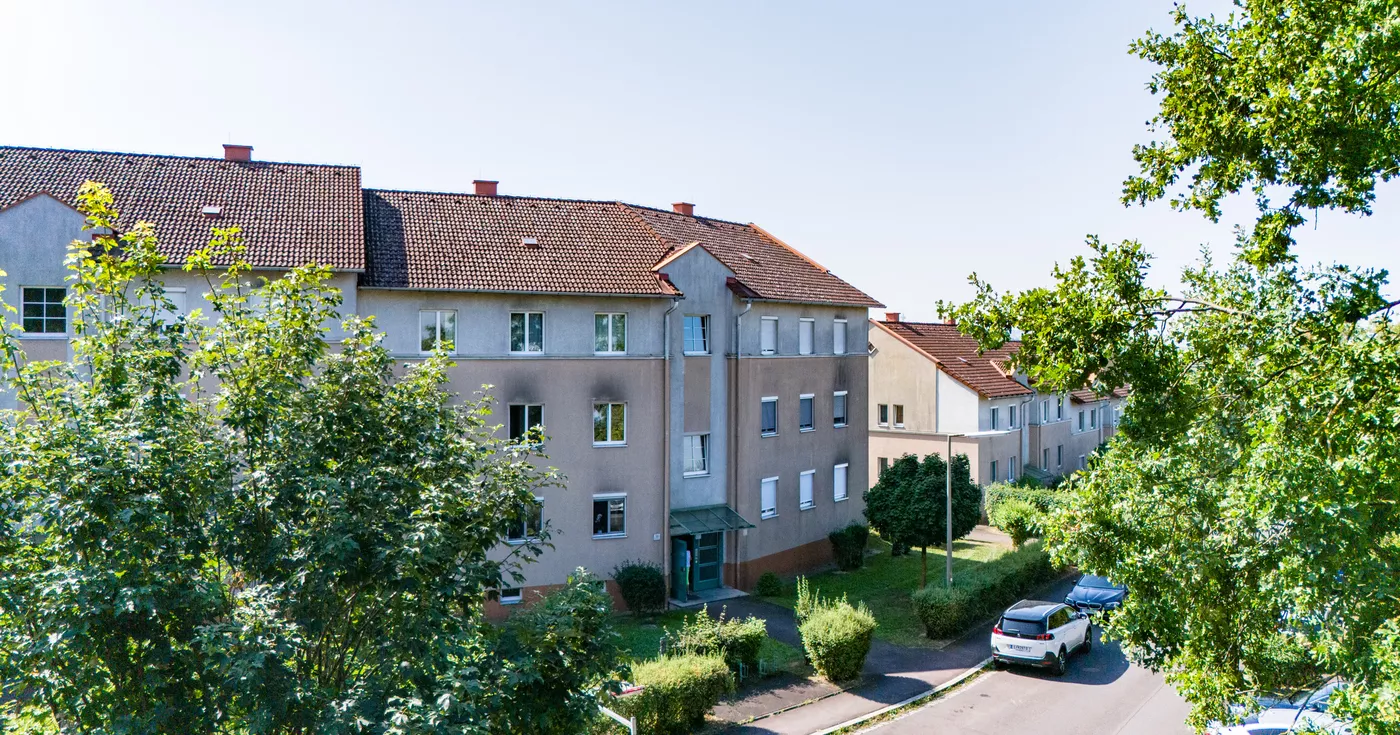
499,598,523,605
19,333,69,340
761,432,778,438
505,538,541,546
760,350,776,356
594,351,628,356
800,503,815,511
760,512,777,520
683,350,710,356
877,423,889,429
509,350,545,356
834,495,849,503
799,427,815,433
893,424,906,429
833,422,848,429
683,471,710,479
592,533,627,540
593,442,628,448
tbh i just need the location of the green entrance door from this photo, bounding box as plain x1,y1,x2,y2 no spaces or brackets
671,537,689,602
693,532,723,591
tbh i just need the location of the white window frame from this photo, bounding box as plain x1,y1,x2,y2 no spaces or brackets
592,402,627,446
798,318,815,355
989,460,998,483
1058,445,1064,467
419,309,458,354
799,469,815,510
683,314,709,355
833,318,847,355
761,396,779,437
592,493,627,538
682,432,709,477
760,316,779,355
760,476,779,519
1009,404,1018,429
499,587,523,605
833,463,849,502
20,286,67,336
1008,456,1017,482
799,393,815,432
1078,410,1086,432
990,406,999,431
594,312,627,355
1091,406,1098,429
1043,447,1050,469
893,404,905,429
878,403,889,427
832,390,848,428
508,403,544,443
510,311,545,354
1079,454,1088,470
1041,400,1048,423
1057,397,1064,420
506,495,544,545
877,457,889,478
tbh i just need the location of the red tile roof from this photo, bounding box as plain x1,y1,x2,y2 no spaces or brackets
0,146,365,270
363,190,882,306
1070,387,1129,404
874,320,1032,398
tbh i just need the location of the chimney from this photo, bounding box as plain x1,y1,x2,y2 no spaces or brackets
672,202,695,217
885,312,901,322
474,180,499,196
945,317,956,325
223,144,253,162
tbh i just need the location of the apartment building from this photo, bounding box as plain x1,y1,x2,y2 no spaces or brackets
0,144,880,612
867,314,1122,490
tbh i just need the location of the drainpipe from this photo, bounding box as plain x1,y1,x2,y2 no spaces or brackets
731,300,752,589
661,297,681,599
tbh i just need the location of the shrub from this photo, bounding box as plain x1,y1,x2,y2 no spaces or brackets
794,576,846,629
660,606,768,671
799,602,876,682
984,482,1065,517
988,498,1041,547
717,616,767,671
754,571,783,597
828,522,870,571
613,559,666,616
910,586,974,639
611,654,734,735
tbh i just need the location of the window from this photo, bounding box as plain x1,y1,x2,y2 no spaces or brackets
1057,445,1063,467
832,391,848,427
834,463,849,501
893,404,905,428
1090,407,1097,429
878,457,889,477
1008,456,1017,482
508,404,543,442
1043,448,1050,469
1079,455,1087,470
989,460,998,483
1078,410,1086,431
878,404,890,427
1057,397,1064,420
798,318,815,355
1010,405,1018,428
1041,400,1048,423
592,495,626,537
593,403,626,445
510,311,544,353
506,497,543,543
594,313,627,354
990,406,999,430
799,394,815,432
1049,608,1071,630
21,287,66,334
146,287,187,324
419,309,458,353
761,397,779,436
683,433,709,476
760,317,778,355
683,315,709,354
499,587,523,605
833,318,848,355
799,470,815,510
760,477,778,519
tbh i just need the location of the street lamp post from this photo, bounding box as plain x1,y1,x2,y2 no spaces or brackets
945,432,964,588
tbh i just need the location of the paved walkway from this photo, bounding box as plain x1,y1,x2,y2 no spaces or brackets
708,560,1077,734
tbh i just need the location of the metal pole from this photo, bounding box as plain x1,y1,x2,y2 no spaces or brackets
946,433,953,588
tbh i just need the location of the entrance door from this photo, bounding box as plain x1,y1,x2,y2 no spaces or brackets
671,537,689,602
693,532,723,591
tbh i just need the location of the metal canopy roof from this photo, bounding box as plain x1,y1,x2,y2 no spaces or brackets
669,505,755,536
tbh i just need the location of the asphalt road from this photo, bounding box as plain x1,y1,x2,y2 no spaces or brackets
867,631,1194,735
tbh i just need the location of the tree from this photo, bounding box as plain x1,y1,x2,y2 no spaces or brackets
943,3,1400,731
863,453,981,588
0,183,625,734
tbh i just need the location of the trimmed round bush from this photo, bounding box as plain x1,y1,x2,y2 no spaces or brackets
754,571,783,597
911,586,973,639
799,602,876,682
613,559,666,616
988,498,1040,547
612,654,734,735
828,522,870,571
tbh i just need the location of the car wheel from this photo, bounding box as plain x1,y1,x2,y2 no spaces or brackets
1081,627,1092,654
1051,648,1067,676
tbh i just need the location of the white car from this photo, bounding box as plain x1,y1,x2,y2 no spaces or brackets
989,600,1092,675
1210,680,1351,734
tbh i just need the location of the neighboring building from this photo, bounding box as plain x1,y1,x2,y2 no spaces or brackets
0,144,881,613
867,314,1122,491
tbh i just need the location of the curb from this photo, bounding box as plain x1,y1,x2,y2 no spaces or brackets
809,657,992,735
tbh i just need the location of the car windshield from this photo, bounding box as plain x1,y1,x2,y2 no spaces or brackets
1078,575,1120,589
999,617,1045,637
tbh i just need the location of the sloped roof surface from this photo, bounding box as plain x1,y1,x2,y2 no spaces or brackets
0,146,365,270
876,319,1032,398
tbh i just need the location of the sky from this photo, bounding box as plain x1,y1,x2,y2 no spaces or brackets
3,0,1396,318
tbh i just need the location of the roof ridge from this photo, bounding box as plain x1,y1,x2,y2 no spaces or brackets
366,187,629,207
0,145,360,170
748,222,830,274
620,201,753,228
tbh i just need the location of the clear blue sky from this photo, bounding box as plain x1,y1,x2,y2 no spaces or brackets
4,0,1396,317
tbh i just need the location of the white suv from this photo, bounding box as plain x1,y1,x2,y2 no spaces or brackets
990,600,1092,675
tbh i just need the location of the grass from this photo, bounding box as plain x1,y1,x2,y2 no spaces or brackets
612,609,806,676
766,533,1013,648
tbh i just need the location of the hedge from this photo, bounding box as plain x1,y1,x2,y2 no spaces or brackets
910,541,1059,640
613,559,666,616
987,498,1040,547
799,602,876,682
611,654,734,735
984,483,1066,517
828,522,870,571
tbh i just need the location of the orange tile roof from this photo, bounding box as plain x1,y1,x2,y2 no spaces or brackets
874,319,1033,398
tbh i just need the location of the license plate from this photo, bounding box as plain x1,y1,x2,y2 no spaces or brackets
1008,644,1032,653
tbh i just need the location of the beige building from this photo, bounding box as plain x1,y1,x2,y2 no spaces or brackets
867,314,1122,493
0,144,881,614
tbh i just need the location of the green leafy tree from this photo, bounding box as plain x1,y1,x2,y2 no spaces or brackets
863,453,981,588
0,183,624,734
944,2,1400,731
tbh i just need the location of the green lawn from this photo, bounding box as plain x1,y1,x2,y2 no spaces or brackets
612,609,805,676
763,533,1012,648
